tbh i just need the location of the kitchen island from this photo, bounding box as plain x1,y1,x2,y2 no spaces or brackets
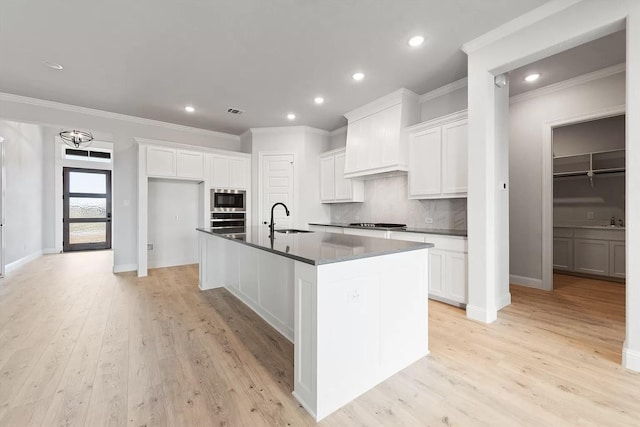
197,226,432,421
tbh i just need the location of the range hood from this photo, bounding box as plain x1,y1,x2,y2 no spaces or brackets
343,89,419,180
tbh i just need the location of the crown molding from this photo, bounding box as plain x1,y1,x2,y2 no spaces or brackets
249,125,330,136
418,78,468,103
134,137,250,157
0,92,240,141
510,62,625,105
461,0,583,54
329,125,347,136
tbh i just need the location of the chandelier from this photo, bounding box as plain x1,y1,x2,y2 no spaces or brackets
59,130,93,148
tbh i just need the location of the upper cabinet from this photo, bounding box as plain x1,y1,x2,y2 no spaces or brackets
146,146,204,180
210,155,249,189
320,148,364,203
407,111,468,199
344,89,419,180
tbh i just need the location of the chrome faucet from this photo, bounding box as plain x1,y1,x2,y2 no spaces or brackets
269,202,290,237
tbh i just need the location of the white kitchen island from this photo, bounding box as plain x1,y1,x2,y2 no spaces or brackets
197,226,432,421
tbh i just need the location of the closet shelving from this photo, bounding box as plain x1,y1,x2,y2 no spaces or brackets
553,148,625,186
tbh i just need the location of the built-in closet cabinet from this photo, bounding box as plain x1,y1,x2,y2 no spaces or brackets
407,110,468,199
320,148,364,203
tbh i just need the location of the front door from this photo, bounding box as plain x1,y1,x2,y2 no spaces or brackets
63,167,112,251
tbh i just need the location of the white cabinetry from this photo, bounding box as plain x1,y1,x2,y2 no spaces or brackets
407,111,468,199
146,146,204,179
553,227,624,279
344,89,419,179
210,155,249,189
388,231,468,306
319,149,364,203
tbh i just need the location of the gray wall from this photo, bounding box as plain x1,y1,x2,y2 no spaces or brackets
509,71,625,281
420,87,468,122
554,115,625,156
330,174,466,230
0,120,44,265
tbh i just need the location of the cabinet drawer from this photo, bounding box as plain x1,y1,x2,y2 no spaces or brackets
553,228,573,238
573,228,625,241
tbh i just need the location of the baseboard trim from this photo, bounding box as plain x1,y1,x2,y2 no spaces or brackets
510,274,544,289
6,250,43,273
113,264,137,273
148,259,199,270
496,292,512,310
466,304,497,323
42,248,61,255
622,343,640,372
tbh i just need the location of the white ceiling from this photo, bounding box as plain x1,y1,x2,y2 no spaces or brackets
510,30,626,96
0,0,549,135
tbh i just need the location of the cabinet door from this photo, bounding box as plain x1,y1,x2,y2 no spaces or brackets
147,146,176,177
333,152,353,200
320,156,335,202
211,156,230,188
609,241,625,278
553,237,573,271
370,104,402,170
445,251,468,304
442,120,468,195
344,119,363,175
428,250,446,298
408,127,442,198
229,158,248,189
574,238,609,276
176,150,204,179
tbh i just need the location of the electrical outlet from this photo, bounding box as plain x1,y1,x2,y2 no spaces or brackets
587,211,594,219
147,243,154,250
425,217,433,224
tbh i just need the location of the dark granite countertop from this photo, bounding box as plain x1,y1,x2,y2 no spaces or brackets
309,223,467,237
197,226,432,266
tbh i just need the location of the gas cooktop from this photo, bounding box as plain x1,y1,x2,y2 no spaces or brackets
349,222,407,229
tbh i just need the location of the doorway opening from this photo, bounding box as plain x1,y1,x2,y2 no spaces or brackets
63,167,112,251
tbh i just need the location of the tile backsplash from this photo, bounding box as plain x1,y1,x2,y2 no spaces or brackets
330,175,467,230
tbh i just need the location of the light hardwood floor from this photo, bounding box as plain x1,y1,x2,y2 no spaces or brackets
1,252,639,426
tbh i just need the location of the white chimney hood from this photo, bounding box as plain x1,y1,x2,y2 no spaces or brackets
343,88,419,180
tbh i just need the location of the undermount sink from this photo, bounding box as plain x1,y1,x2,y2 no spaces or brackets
275,229,314,234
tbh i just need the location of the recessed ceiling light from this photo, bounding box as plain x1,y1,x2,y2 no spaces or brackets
352,72,365,81
525,73,541,82
184,105,195,113
408,35,425,47
314,97,324,105
287,113,296,120
43,61,63,70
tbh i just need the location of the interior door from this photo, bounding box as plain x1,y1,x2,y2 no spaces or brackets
0,136,5,277
261,154,294,229
63,167,112,251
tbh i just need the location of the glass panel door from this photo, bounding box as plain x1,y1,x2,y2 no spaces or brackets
63,168,111,251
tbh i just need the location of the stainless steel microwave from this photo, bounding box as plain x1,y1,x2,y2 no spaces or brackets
211,189,246,211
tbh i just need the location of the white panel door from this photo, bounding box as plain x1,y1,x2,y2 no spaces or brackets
320,156,335,202
261,154,294,229
408,128,442,197
333,152,352,200
147,146,176,177
229,158,248,189
442,120,468,195
176,150,204,179
0,136,5,277
211,156,230,188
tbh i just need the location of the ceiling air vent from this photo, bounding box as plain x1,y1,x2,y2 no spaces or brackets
227,107,245,115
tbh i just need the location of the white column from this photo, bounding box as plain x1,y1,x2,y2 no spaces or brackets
623,1,640,371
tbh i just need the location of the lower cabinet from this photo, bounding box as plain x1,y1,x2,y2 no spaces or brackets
553,227,625,279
